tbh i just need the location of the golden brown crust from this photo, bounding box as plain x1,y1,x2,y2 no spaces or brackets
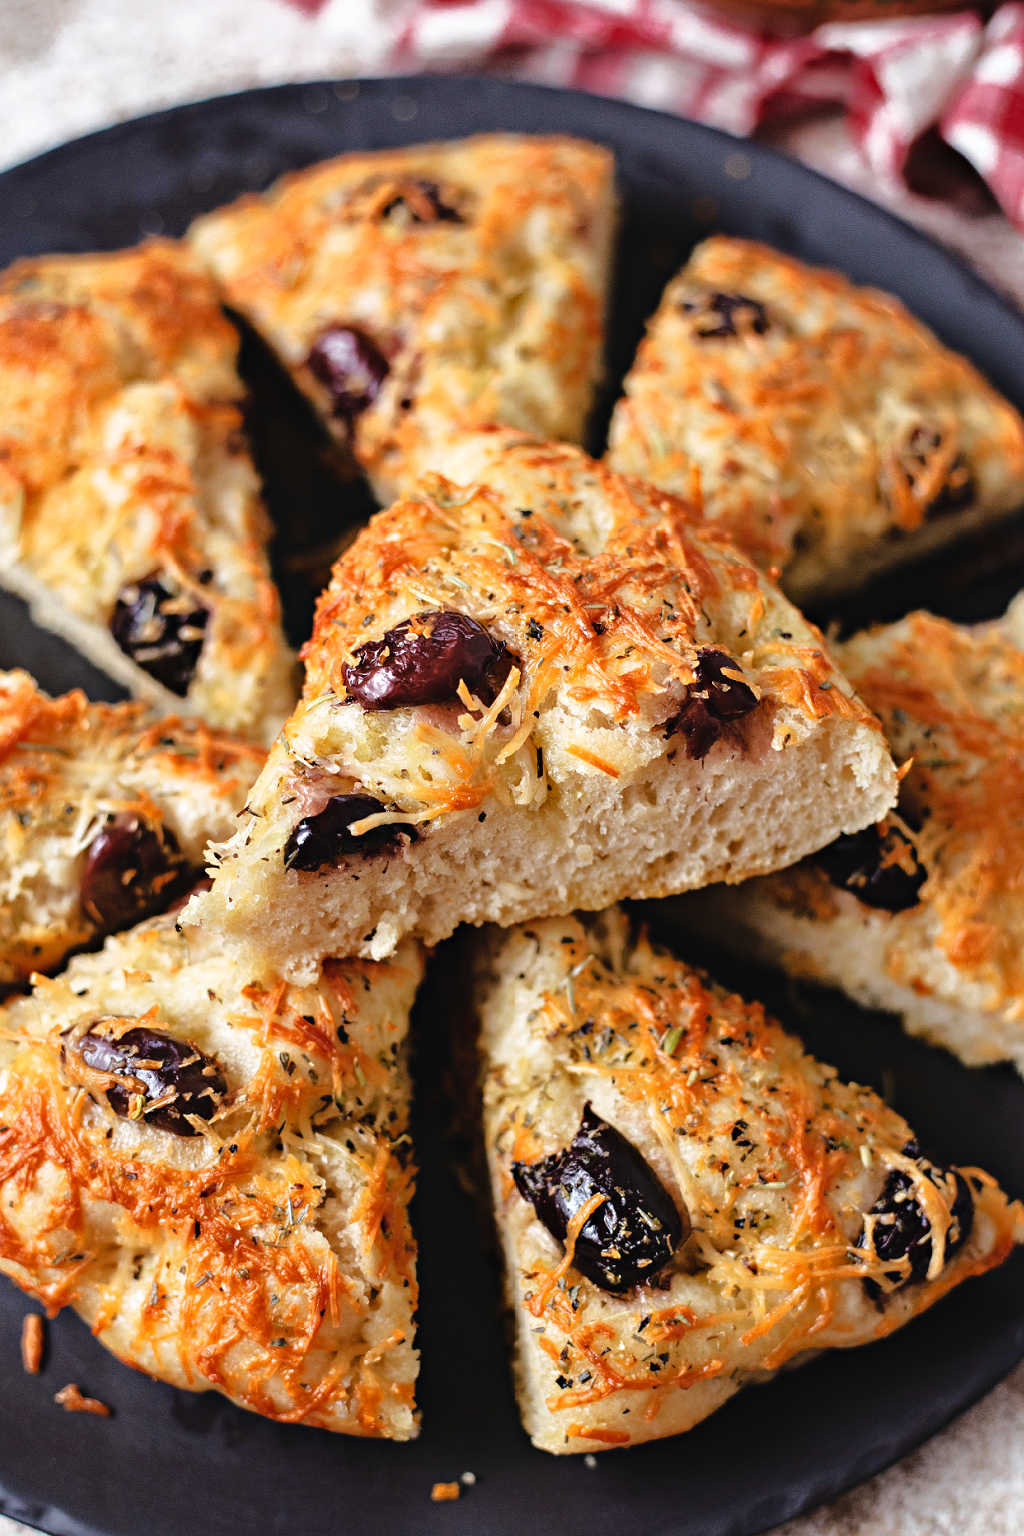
0,917,424,1437
607,238,1024,600
305,429,879,745
685,599,1024,1071
0,668,265,985
476,912,1022,1451
0,241,242,410
188,136,616,502
843,610,1024,1009
187,429,895,973
0,240,295,743
732,607,1024,1044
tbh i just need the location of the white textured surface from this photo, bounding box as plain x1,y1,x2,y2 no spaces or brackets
0,2,1020,1533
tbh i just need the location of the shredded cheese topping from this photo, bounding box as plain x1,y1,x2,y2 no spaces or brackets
608,237,1024,596
0,918,424,1438
188,135,615,502
0,669,264,985
266,430,876,834
481,912,1019,1444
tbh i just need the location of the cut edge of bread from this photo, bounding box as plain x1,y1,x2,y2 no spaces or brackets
685,882,1024,1076
471,912,1023,1453
188,710,897,982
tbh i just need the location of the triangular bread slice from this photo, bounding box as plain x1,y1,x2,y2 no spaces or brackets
188,135,616,504
0,239,296,743
681,598,1024,1075
184,429,897,981
0,668,265,986
606,237,1024,603
0,912,424,1437
472,909,1021,1453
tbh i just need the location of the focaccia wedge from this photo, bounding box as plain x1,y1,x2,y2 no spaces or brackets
0,912,423,1438
188,135,615,503
683,599,1024,1075
473,910,1021,1453
0,669,265,987
0,239,296,743
606,237,1024,602
185,429,897,980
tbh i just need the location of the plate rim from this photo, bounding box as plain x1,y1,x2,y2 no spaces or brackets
3,71,1022,332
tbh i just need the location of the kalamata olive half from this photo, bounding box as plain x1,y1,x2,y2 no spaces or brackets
283,793,418,873
513,1104,687,1293
305,325,389,426
80,814,191,931
110,573,208,696
815,823,926,912
665,647,760,760
682,291,770,340
62,1020,226,1136
343,610,516,710
858,1140,974,1302
379,178,462,223
903,426,976,519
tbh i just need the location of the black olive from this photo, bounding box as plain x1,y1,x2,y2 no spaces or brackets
815,823,926,912
859,1140,974,1302
80,814,192,931
109,573,209,696
665,647,760,760
379,177,462,223
62,1020,226,1137
343,610,516,711
283,793,418,873
682,291,770,340
902,427,977,519
305,325,389,427
513,1104,687,1293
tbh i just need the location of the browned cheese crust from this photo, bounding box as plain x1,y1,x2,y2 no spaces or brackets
607,238,1024,601
0,239,295,742
0,916,424,1438
0,668,265,985
476,911,1022,1452
188,135,616,502
810,609,1024,1013
186,429,896,976
688,602,1024,1072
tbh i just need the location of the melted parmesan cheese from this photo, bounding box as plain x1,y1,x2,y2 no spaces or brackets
0,917,424,1438
608,238,1024,601
0,240,296,742
476,911,1021,1451
189,134,616,504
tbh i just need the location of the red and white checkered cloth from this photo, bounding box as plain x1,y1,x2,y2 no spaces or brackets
287,0,1023,231
390,0,1024,225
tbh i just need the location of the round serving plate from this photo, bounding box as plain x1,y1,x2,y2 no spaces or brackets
0,75,1021,1536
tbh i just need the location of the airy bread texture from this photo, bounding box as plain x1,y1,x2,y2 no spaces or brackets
0,240,296,743
683,600,1024,1074
606,238,1024,602
0,914,424,1438
186,430,897,980
188,135,616,503
0,668,265,985
473,910,1022,1453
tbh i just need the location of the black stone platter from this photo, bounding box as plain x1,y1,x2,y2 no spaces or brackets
0,75,1021,1536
